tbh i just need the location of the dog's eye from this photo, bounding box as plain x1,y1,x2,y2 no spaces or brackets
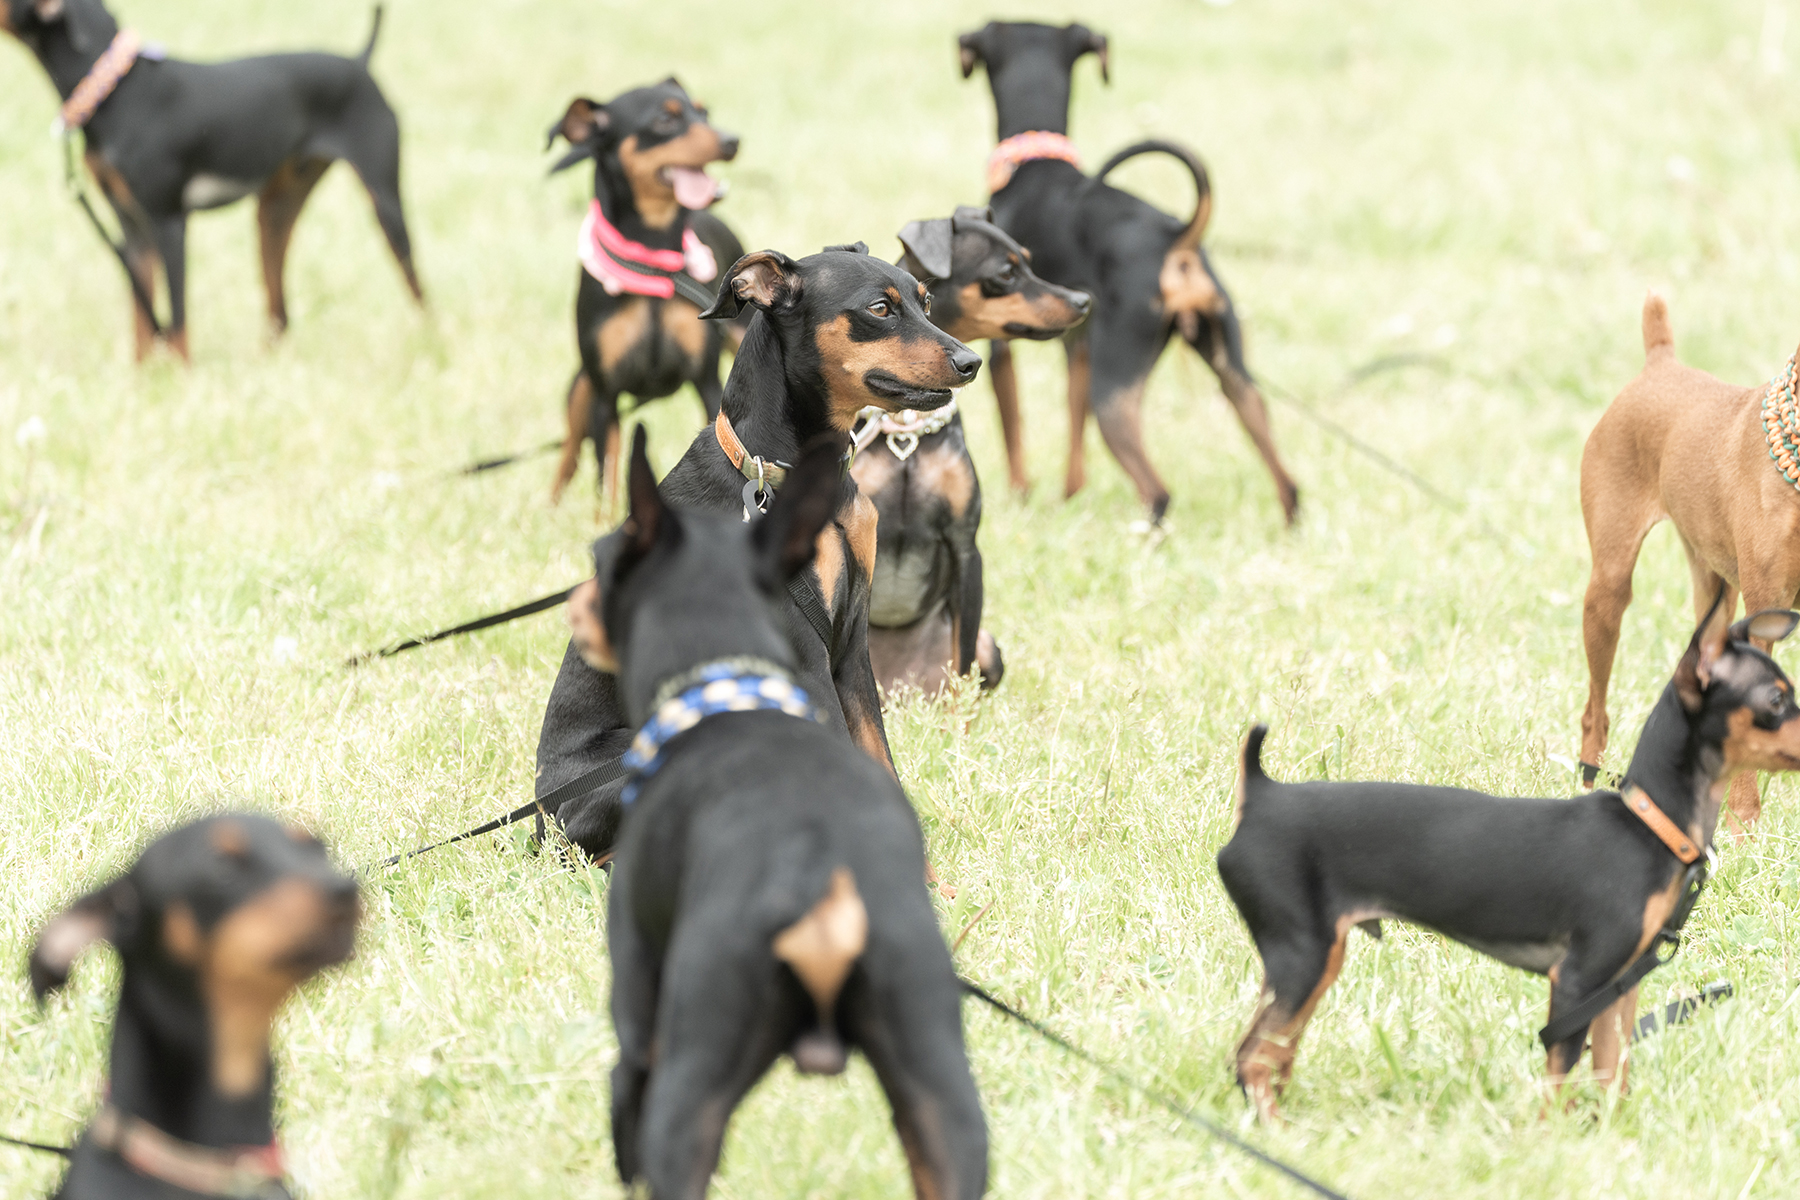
652,116,682,135
997,263,1015,281
1772,686,1790,713
867,300,891,318
921,294,932,315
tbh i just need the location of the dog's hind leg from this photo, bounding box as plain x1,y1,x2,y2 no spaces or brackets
1578,423,1665,784
989,338,1030,493
1191,308,1300,525
256,156,332,335
849,934,988,1199
1586,984,1638,1096
635,935,790,1199
551,371,593,505
342,100,424,304
607,866,659,1185
1234,918,1355,1123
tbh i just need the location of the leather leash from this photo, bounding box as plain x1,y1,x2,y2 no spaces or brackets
0,1131,70,1157
344,586,575,668
1538,784,1710,1048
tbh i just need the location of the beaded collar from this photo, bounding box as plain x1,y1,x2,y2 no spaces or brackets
986,130,1082,194
1762,353,1800,493
56,29,156,134
620,660,825,805
850,401,959,462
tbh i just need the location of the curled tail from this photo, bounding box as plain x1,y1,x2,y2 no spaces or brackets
1233,724,1271,827
772,866,868,1075
359,5,384,64
1642,291,1674,363
1097,139,1213,250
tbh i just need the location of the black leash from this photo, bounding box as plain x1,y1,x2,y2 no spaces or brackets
0,1132,71,1158
1637,980,1732,1039
345,586,576,668
371,759,625,870
959,978,1352,1200
62,134,162,337
458,439,563,476
1539,858,1709,1048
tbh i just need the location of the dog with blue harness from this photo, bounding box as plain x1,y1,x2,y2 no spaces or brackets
565,426,987,1199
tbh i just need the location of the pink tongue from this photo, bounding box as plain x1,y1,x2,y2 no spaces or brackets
669,166,718,210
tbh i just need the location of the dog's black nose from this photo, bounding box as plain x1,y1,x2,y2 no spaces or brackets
326,875,360,906
1069,290,1092,316
718,134,741,162
949,344,981,382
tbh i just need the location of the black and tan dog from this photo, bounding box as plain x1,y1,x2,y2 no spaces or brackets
544,79,747,505
28,813,360,1198
2,0,422,361
958,20,1299,525
567,428,987,1199
1218,597,1800,1121
849,205,1089,694
535,242,980,861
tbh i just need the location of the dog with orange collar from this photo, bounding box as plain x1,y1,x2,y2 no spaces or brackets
544,78,750,506
27,813,360,1199
2,0,423,361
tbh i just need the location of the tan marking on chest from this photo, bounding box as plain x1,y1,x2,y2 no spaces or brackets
845,492,879,578
1632,868,1686,960
812,525,846,613
914,445,976,518
659,297,708,358
596,298,652,372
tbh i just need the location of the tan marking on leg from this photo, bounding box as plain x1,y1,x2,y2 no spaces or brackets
1064,339,1090,498
813,525,846,613
552,374,595,505
844,492,879,580
1234,912,1368,1122
1587,985,1638,1095
989,341,1029,493
603,421,623,514
256,157,331,333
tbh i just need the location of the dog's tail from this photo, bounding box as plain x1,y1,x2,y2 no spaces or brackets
359,5,384,65
1098,139,1213,251
1642,290,1675,363
773,866,868,1076
1233,723,1271,827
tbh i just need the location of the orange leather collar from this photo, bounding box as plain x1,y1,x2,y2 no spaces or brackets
1621,785,1701,864
714,411,789,489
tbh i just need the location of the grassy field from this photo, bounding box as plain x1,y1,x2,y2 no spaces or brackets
7,0,1800,1195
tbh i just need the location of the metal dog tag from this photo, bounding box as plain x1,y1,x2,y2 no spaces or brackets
742,478,768,522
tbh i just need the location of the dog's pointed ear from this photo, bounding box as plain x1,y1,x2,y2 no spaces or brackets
29,878,138,1002
952,204,996,227
618,425,667,566
1676,584,1734,712
753,435,845,587
897,219,955,282
958,26,990,78
699,250,802,320
1733,609,1800,645
1068,24,1110,83
546,97,610,171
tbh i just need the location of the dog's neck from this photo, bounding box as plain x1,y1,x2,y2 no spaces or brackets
985,59,1074,141
715,311,841,467
593,154,685,245
1621,683,1724,847
25,8,122,99
106,968,276,1149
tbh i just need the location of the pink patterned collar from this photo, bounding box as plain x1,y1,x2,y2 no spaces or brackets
57,29,144,133
986,130,1082,194
577,201,718,305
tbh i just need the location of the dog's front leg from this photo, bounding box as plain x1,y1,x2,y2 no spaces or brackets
152,213,191,361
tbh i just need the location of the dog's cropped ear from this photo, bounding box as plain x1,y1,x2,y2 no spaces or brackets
753,435,845,587
699,250,802,320
1732,609,1800,645
29,877,138,1002
952,204,996,227
1067,24,1110,83
897,219,954,282
546,98,610,172
1676,584,1734,712
957,26,991,79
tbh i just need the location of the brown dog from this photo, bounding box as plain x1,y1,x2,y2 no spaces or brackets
1580,292,1800,825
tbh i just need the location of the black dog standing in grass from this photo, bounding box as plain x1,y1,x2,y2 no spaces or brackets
849,206,1090,695
566,429,987,1198
1219,596,1800,1122
535,243,980,861
958,21,1299,525
544,78,749,505
1,0,423,361
28,814,360,1199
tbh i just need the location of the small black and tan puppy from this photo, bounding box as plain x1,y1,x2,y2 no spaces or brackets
849,205,1089,694
29,813,361,1199
2,0,422,360
566,428,987,1199
536,242,980,862
1219,597,1800,1121
544,78,747,504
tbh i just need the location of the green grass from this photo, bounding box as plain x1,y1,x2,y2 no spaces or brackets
6,0,1800,1195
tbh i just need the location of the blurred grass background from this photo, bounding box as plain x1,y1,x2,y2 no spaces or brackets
7,0,1800,1196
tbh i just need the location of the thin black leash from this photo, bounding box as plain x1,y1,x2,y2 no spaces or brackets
959,978,1352,1200
62,134,163,337
344,586,576,668
455,439,564,477
368,758,625,871
0,1132,70,1158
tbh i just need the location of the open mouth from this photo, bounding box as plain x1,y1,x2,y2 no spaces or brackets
865,371,954,409
1003,322,1064,340
661,165,725,210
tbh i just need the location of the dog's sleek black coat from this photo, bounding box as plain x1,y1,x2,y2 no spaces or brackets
536,243,980,860
566,429,986,1198
850,205,1089,695
959,20,1299,524
29,814,360,1199
544,78,748,503
3,0,423,360
1217,599,1800,1120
